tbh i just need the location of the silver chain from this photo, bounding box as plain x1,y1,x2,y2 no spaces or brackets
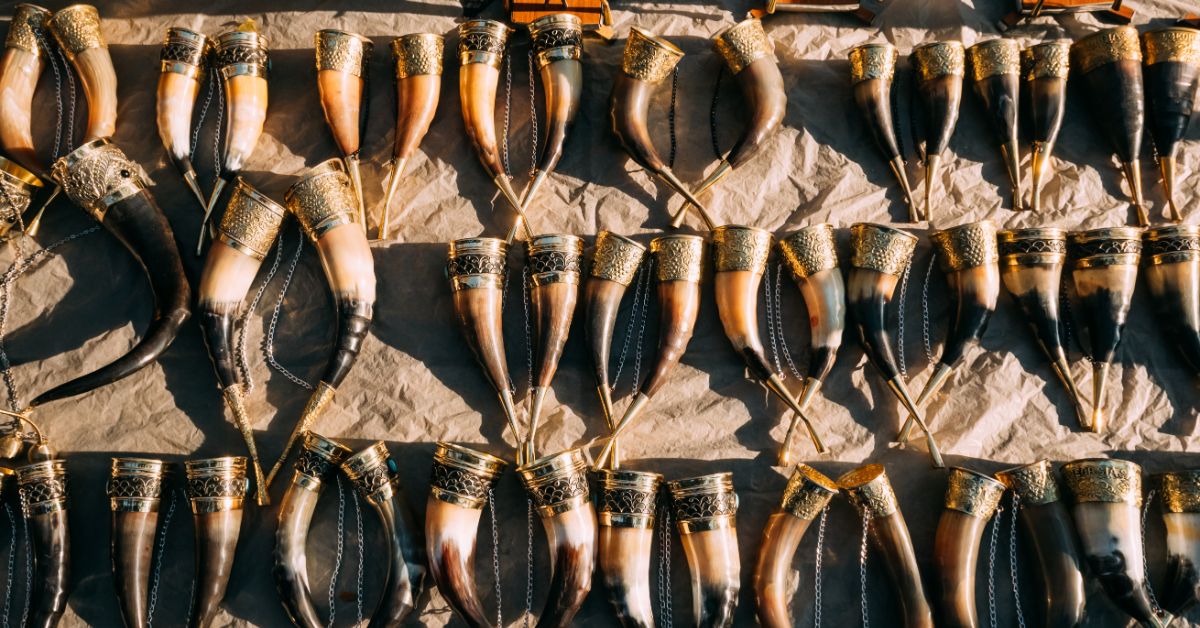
522,266,533,394
488,488,503,628
920,255,935,365
502,53,512,178
212,77,224,179
190,67,216,160
1141,489,1164,617
264,225,313,390
764,261,783,376
987,505,1005,628
55,46,76,154
235,235,284,392
35,33,64,161
630,261,651,395
775,264,805,381
326,474,346,628
352,487,364,626
858,508,870,628
523,498,534,628
657,496,673,628
814,506,828,628
527,49,538,178
897,262,911,380
2,501,14,628
611,262,648,392
146,488,179,628
1008,493,1027,628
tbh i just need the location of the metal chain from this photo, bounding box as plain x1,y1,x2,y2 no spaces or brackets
523,498,534,628
629,259,652,395
55,46,76,153
2,501,14,628
502,53,512,177
765,262,786,377
190,66,216,160
920,255,935,365
212,77,225,179
147,488,179,628
35,33,64,161
611,262,648,391
488,488,503,628
18,497,28,628
656,494,673,628
352,487,364,626
813,506,828,628
858,508,870,628
264,224,313,390
522,266,533,394
235,235,285,392
667,66,679,169
776,266,805,380
1141,489,1164,616
897,262,911,380
987,505,1004,628
709,65,724,161
1008,493,1027,628
527,49,538,178
326,474,346,628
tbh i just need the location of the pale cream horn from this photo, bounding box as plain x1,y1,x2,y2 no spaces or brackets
595,468,662,628
670,472,740,628
1142,225,1200,377
1157,469,1200,618
0,4,53,176
48,4,115,141
157,27,209,213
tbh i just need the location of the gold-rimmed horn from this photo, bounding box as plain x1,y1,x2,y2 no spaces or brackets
669,472,741,627
18,458,69,628
912,41,965,222
966,39,1021,210
1142,28,1200,223
1143,225,1200,377
849,43,917,221
0,4,53,177
378,33,442,240
315,29,373,230
157,27,210,216
1157,469,1200,617
48,4,115,141
1021,42,1070,213
933,468,1005,627
108,458,167,628
185,456,248,628
0,155,43,239
595,468,662,627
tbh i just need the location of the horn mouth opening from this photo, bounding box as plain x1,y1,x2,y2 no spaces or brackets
315,29,373,77
930,220,999,273
529,13,582,68
996,459,1061,505
458,19,511,68
1021,41,1071,81
712,225,772,274
713,18,772,75
849,42,897,84
668,472,738,533
6,5,53,56
48,4,104,58
185,456,249,513
392,33,444,78
1061,458,1142,505
108,457,167,512
1071,26,1142,75
849,222,918,276
622,27,683,82
1142,27,1200,66
837,464,898,518
912,41,965,81
966,38,1019,82
595,468,662,528
778,224,837,278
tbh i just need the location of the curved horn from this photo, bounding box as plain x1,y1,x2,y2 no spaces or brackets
669,472,740,628
48,5,115,141
315,29,372,228
997,228,1089,428
343,442,427,626
965,39,1021,210
0,4,52,176
995,460,1086,627
611,28,716,230
898,221,999,442
596,235,704,469
1072,27,1147,226
933,468,1005,628
1062,459,1169,627
197,178,286,505
273,433,351,628
426,443,506,628
157,27,209,213
458,20,529,234
846,223,942,467
586,231,645,467
32,139,191,406
518,449,596,627
754,464,837,628
670,18,784,228
200,22,269,253
912,41,964,222
17,459,70,628
1068,227,1140,434
838,464,934,628
267,159,376,489
712,225,825,453
849,43,916,221
379,34,442,239
1157,469,1200,617
1142,28,1200,223
0,156,43,238
776,225,844,466
1021,42,1070,214
595,469,661,628
1143,225,1200,376
107,458,167,628
525,234,583,462
185,456,247,628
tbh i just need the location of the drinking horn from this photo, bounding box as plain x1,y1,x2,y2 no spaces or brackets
753,464,838,628
157,27,210,213
776,225,844,467
997,228,1089,427
0,156,43,239
586,231,645,467
933,467,1005,628
185,456,248,628
425,442,506,627
995,460,1086,628
596,234,704,469
31,138,191,406
200,21,269,253
197,177,286,505
273,433,351,628
509,14,583,240
1068,227,1140,434
897,221,999,442
912,41,964,222
611,28,716,230
458,20,529,234
669,472,740,628
342,442,427,626
711,225,825,454
838,464,934,628
268,159,376,488
846,223,943,467
965,39,1021,210
1143,225,1200,375
518,448,596,628
1021,42,1070,214
107,457,167,628
669,17,785,229
315,29,372,228
595,468,662,628
1142,27,1200,223
48,4,115,142
525,234,584,462
849,43,917,221
1157,469,1200,617
1061,458,1170,627
447,237,523,458
0,4,53,176
379,33,442,239
17,458,70,628
1071,27,1148,227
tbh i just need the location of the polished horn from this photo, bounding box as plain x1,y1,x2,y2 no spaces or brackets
595,468,662,628
379,33,442,239
1071,27,1148,226
1142,28,1200,222
849,43,916,221
1143,225,1200,376
185,456,247,628
108,458,167,628
965,39,1021,210
611,28,716,230
18,459,70,628
1021,42,1070,213
426,442,506,627
933,467,1005,628
0,4,53,176
517,448,596,628
754,464,837,628
1157,469,1200,617
669,472,740,628
157,27,210,213
912,41,964,221
1068,227,1140,434
776,224,844,466
48,4,115,141
315,29,372,228
846,223,943,467
525,234,583,462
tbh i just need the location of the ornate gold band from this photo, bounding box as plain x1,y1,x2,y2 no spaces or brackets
850,222,916,276
219,178,287,260
459,19,510,69
622,27,683,83
214,28,269,79
849,43,897,83
595,468,661,529
781,464,837,520
6,4,52,55
996,460,1060,505
669,472,738,534
185,456,248,514
944,467,1005,518
393,33,443,78
998,228,1067,268
713,17,772,75
17,459,68,516
651,234,705,283
1160,470,1200,513
838,464,897,519
529,13,582,69
712,224,772,274
967,38,1019,82
913,41,965,81
778,223,837,279
518,448,590,518
51,138,146,222
284,159,358,241
448,237,508,288
342,442,395,503
930,220,998,272
48,4,104,57
1142,28,1200,67
1072,26,1141,75
292,432,351,489
591,231,645,286
527,234,583,287
108,457,166,513
1062,458,1142,506
1069,227,1142,269
1021,41,1070,81
160,27,207,74
430,442,506,509
1144,225,1200,265
0,156,40,235
315,29,372,77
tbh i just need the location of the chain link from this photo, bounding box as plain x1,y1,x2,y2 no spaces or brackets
264,224,313,390
897,262,911,380
814,505,828,628
1141,489,1164,617
709,65,724,161
522,266,533,395
190,67,216,160
776,264,806,381
667,67,679,170
35,33,64,161
630,260,651,396
527,49,538,178
523,498,534,628
502,53,512,178
1008,493,1027,628
858,508,870,628
2,501,13,628
352,487,364,626
488,488,503,628
212,77,224,179
920,255,935,365
146,488,179,628
657,494,673,628
326,474,346,628
55,46,76,154
765,262,785,377
987,505,1004,628
235,235,282,392
611,263,648,392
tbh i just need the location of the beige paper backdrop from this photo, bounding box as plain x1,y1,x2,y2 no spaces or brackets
0,0,1199,625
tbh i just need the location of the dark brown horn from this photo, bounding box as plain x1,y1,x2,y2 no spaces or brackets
595,468,662,628
185,456,248,628
1021,42,1070,214
315,29,372,227
0,4,53,176
1071,27,1148,226
107,458,168,628
379,34,442,239
156,27,209,214
965,39,1021,210
933,468,1005,628
32,139,191,406
1142,28,1200,222
849,43,916,221
754,465,837,628
912,41,965,222
1142,225,1200,375
669,472,740,628
17,459,70,628
1157,469,1200,617
273,433,351,628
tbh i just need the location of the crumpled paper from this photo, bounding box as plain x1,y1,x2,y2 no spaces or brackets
0,0,1197,625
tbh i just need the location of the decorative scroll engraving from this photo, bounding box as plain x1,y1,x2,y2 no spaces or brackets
1161,471,1200,513
673,492,738,522
713,226,771,273
600,487,657,517
48,5,104,56
651,236,705,283
393,34,443,79
913,42,965,81
448,253,506,277
714,19,772,75
781,465,837,520
930,221,998,272
850,223,916,276
1072,26,1141,74
526,474,588,510
849,44,896,83
997,461,1060,505
1142,28,1200,66
839,465,898,519
51,140,146,221
622,27,682,83
528,250,582,275
18,461,69,515
591,232,645,286
220,180,286,260
315,30,372,77
107,475,163,500
285,162,357,241
779,225,837,279
6,4,52,55
1062,459,1142,506
161,28,207,68
186,475,247,500
1021,42,1070,81
967,39,1019,81
944,468,1005,518
430,463,493,504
